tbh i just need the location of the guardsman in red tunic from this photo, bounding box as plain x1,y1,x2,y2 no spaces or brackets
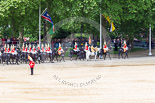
28,55,35,75
4,44,7,53
25,44,28,52
41,44,44,52
7,44,10,53
103,42,108,53
37,44,40,51
73,42,78,51
22,43,25,52
47,43,50,52
123,41,127,52
85,42,88,51
11,45,15,53
45,44,48,52
58,43,63,55
29,44,32,52
32,45,35,52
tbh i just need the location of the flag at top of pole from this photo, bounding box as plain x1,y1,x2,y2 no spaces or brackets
102,14,115,32
41,9,54,34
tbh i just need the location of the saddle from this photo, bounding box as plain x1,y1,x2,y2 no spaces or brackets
58,51,61,55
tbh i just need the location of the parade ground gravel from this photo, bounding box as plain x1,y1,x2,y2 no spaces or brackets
0,56,155,103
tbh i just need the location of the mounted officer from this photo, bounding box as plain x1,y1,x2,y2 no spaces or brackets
123,41,128,52
73,42,79,52
103,42,108,53
85,42,88,51
58,43,63,55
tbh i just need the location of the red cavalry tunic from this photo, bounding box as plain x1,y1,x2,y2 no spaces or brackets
48,47,50,51
58,47,61,51
23,47,25,52
11,48,15,53
104,44,107,48
29,48,31,52
29,61,35,68
33,48,35,52
8,48,10,53
74,45,77,50
37,47,40,51
5,48,7,52
85,46,88,50
42,47,44,52
123,44,127,48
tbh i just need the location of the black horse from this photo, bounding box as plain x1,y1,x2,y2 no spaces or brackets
69,49,80,61
98,47,112,60
69,48,85,61
52,48,67,62
118,45,131,59
0,49,2,64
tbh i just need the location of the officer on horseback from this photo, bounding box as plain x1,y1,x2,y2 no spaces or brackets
73,42,79,52
103,42,108,53
85,42,88,51
58,43,63,55
123,40,128,52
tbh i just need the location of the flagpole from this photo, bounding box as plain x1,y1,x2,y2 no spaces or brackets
148,24,152,56
100,0,102,49
41,8,47,16
39,4,41,47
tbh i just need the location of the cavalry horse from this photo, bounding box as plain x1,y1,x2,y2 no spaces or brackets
52,48,67,62
69,48,85,61
0,49,2,64
85,47,99,61
118,45,131,59
98,46,112,60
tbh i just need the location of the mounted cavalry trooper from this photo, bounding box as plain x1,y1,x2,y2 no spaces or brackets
73,42,79,52
123,41,128,52
58,43,63,55
89,37,97,54
28,44,32,53
7,44,10,53
103,42,108,53
6,44,11,64
25,44,28,52
32,45,37,54
47,43,51,53
85,42,88,51
11,45,15,53
45,43,48,52
22,43,25,52
41,44,44,52
37,44,40,51
4,44,7,53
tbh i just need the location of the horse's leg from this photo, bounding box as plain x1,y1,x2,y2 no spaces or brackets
62,56,65,62
121,52,123,59
104,53,106,60
108,53,111,60
56,55,58,62
70,54,72,61
126,52,129,59
76,55,78,61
